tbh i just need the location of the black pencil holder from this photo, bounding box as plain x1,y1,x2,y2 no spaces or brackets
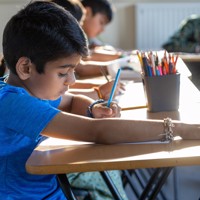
142,73,180,112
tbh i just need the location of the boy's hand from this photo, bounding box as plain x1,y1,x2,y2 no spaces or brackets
99,81,126,100
92,102,121,118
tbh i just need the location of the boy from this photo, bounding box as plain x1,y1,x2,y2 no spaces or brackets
51,0,125,100
0,1,120,199
76,0,122,77
51,0,86,25
0,1,199,199
81,0,113,48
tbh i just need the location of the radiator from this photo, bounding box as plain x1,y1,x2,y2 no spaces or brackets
135,3,200,51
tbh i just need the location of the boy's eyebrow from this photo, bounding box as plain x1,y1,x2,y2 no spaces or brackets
56,64,76,68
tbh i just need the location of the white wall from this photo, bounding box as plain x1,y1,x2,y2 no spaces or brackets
0,0,200,52
99,0,200,50
0,1,28,52
98,2,136,50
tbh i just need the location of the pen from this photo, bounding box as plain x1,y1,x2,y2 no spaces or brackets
107,68,121,107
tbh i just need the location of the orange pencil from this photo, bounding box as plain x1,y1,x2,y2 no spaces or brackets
173,55,179,74
163,57,169,74
174,54,179,66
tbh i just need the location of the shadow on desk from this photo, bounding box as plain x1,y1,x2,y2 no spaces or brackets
184,62,200,90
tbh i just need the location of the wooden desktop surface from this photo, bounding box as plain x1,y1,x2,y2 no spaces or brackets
26,75,200,175
177,53,200,62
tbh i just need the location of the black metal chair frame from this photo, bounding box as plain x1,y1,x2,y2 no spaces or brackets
57,167,173,200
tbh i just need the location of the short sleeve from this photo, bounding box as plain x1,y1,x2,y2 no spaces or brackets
0,89,61,141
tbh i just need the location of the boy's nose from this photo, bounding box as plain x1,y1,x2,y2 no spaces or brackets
64,75,76,86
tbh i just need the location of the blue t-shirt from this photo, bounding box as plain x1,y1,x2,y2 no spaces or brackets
0,80,66,199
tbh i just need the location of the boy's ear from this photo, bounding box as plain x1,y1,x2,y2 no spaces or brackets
85,7,93,19
16,57,33,80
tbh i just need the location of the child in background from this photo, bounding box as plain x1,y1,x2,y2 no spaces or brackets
51,0,86,25
76,0,123,77
1,1,200,199
81,0,113,48
51,0,125,100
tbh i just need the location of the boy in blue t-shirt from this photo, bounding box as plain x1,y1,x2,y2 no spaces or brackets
0,1,200,199
0,1,120,199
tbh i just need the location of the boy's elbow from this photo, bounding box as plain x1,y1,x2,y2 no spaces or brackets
92,125,115,145
89,119,119,145
94,137,115,145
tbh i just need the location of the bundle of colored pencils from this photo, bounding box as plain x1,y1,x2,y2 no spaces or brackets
137,50,178,77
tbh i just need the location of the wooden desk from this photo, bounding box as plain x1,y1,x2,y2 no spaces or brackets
118,75,200,117
26,76,200,174
178,53,200,62
26,75,200,199
176,54,200,90
80,54,192,81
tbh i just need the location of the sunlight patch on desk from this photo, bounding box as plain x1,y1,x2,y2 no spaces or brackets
36,138,92,151
115,81,146,110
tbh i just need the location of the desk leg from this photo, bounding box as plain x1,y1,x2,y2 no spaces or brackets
139,168,162,200
57,174,77,200
139,167,173,200
100,171,124,200
122,170,141,198
148,167,172,200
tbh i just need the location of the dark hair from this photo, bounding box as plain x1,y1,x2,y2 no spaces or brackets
0,56,6,77
3,1,88,75
51,0,85,22
81,0,113,22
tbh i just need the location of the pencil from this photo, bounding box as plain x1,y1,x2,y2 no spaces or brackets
107,68,121,107
99,66,109,82
121,105,147,111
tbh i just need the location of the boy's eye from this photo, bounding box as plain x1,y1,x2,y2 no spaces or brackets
58,73,68,77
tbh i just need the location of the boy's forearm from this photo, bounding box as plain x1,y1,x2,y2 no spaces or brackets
69,89,98,100
58,92,93,116
43,112,200,144
88,51,121,62
70,81,99,89
93,119,200,144
75,63,103,77
70,94,94,116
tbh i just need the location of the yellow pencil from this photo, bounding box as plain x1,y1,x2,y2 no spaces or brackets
122,105,147,111
137,51,143,67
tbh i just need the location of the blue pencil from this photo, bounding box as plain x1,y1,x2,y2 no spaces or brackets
107,68,121,107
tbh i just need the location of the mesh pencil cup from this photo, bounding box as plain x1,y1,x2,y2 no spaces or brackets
142,73,180,112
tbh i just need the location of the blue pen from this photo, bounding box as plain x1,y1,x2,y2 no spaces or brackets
107,68,121,107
